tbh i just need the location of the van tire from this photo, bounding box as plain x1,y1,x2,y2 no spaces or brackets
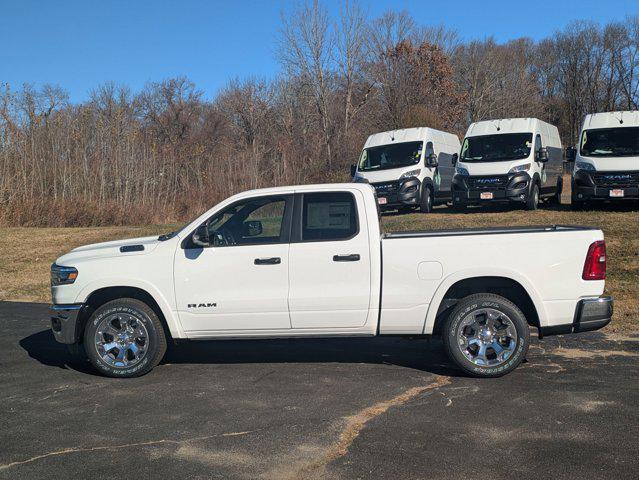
442,293,530,378
549,177,563,204
420,185,433,213
525,183,539,210
83,298,167,378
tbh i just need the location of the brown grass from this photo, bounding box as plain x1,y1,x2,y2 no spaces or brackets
1,188,637,332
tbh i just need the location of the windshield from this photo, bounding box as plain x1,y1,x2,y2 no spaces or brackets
357,141,423,172
461,133,533,162
580,127,639,157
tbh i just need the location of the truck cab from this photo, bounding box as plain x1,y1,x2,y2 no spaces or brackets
452,118,564,210
351,127,460,213
567,111,639,208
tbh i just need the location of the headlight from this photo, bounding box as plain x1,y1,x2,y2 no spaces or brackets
576,161,596,172
400,169,421,179
509,163,531,173
455,166,469,176
51,264,78,286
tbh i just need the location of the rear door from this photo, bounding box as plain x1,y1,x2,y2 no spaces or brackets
288,190,372,329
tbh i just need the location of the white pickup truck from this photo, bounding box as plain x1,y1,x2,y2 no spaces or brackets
51,184,613,378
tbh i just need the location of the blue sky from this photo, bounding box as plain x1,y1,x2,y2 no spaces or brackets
1,0,638,102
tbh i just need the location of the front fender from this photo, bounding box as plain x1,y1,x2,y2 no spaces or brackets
75,278,185,339
421,267,548,334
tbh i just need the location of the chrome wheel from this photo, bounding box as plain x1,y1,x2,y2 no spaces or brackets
457,308,518,367
94,313,149,368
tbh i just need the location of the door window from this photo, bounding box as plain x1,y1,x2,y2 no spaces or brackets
301,192,358,241
192,196,289,247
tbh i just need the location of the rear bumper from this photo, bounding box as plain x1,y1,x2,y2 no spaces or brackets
541,296,613,337
452,172,530,205
50,303,84,344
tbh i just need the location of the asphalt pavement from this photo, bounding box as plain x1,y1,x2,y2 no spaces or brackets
1,301,637,479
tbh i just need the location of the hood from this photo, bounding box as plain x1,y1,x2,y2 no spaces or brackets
56,235,160,266
355,165,423,183
458,159,529,176
578,155,639,172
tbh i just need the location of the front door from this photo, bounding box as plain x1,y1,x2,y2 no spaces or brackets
174,194,293,334
288,191,372,329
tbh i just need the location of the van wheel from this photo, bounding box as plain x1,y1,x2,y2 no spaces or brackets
419,186,433,213
525,183,539,210
442,294,530,377
83,298,167,378
549,178,563,204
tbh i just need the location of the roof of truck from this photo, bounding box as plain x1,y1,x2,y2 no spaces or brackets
465,118,556,137
363,127,460,148
582,111,639,129
226,183,373,199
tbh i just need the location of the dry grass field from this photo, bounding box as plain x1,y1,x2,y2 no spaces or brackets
1,193,637,332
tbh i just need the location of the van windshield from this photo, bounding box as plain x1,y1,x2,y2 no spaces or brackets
461,133,533,162
581,127,639,157
358,141,423,172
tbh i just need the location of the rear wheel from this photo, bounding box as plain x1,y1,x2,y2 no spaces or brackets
549,177,563,204
83,298,167,378
442,294,530,377
419,185,433,213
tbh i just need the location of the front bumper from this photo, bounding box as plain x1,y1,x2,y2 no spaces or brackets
572,170,639,201
50,304,84,344
540,296,613,337
372,177,421,208
452,172,530,204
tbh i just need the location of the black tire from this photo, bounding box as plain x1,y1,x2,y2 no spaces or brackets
442,293,530,378
398,206,414,215
83,298,167,378
451,200,466,212
525,182,539,210
419,185,433,213
549,177,563,205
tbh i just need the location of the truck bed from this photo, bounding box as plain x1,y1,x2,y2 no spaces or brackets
382,224,598,239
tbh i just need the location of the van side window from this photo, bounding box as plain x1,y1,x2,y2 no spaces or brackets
302,192,358,241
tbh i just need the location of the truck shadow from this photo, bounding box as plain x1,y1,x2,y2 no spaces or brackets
20,329,461,377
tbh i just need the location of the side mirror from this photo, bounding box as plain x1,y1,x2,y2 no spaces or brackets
192,224,210,247
536,147,549,163
565,146,576,162
451,153,458,165
426,153,438,168
350,164,357,178
242,220,263,237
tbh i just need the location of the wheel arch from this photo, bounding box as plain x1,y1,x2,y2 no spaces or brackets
76,285,180,344
424,271,546,336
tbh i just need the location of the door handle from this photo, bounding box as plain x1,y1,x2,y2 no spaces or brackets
254,257,281,265
333,254,360,262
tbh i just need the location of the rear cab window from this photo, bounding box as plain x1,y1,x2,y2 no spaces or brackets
299,192,359,242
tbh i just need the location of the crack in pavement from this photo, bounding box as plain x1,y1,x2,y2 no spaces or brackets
0,430,255,472
291,374,452,479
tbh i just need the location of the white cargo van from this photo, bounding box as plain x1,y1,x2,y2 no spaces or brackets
350,127,461,213
567,111,639,208
452,118,564,210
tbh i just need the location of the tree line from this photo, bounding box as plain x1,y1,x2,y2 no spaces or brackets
1,3,638,226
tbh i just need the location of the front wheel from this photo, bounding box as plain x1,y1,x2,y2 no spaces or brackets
419,185,433,213
525,183,539,210
442,294,530,377
83,298,167,378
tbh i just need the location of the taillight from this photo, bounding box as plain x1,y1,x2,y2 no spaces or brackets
582,240,606,280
